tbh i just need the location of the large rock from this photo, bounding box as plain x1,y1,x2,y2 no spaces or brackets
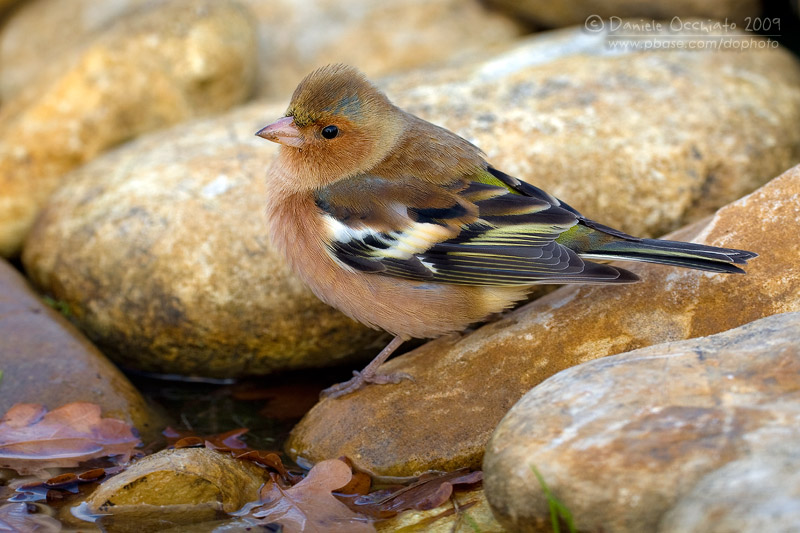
483,311,800,532
286,165,800,478
0,259,162,442
0,0,256,256
0,0,523,102
22,101,388,378
659,454,800,533
486,0,761,27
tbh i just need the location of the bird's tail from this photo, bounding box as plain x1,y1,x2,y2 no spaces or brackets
579,236,757,274
562,219,757,274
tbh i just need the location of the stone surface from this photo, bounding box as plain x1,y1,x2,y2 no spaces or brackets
0,0,256,256
22,101,388,378
375,487,504,532
286,165,800,478
659,453,800,533
0,259,162,442
483,311,800,533
0,0,522,102
383,28,800,239
486,0,761,27
241,0,524,99
84,447,268,531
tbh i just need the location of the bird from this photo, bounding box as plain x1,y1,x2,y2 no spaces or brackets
256,64,757,399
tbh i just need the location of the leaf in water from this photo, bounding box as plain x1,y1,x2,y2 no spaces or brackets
0,502,60,532
0,402,140,476
339,469,483,519
249,458,375,532
164,427,250,452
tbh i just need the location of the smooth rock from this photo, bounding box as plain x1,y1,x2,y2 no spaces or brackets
659,453,800,533
0,0,256,256
384,27,800,238
376,487,504,533
484,311,800,532
0,0,523,102
22,101,388,378
286,164,800,478
84,447,268,531
241,0,524,99
0,259,161,442
486,0,760,27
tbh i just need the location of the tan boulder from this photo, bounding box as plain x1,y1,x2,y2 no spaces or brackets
286,165,800,478
659,453,800,533
22,101,388,378
0,0,256,256
0,259,162,442
483,311,800,532
486,0,761,27
0,0,523,103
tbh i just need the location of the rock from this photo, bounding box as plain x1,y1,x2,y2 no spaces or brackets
22,101,388,378
375,487,504,533
240,0,524,99
659,454,800,533
0,0,19,16
483,311,800,532
384,27,800,239
0,259,162,442
486,0,761,27
286,164,800,478
0,0,523,102
0,0,257,256
83,447,268,532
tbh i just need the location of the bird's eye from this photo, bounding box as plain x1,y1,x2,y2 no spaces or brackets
321,125,339,139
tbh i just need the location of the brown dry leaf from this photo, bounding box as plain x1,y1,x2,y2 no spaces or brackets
163,427,250,451
249,458,375,532
339,469,483,519
0,502,61,532
0,402,140,475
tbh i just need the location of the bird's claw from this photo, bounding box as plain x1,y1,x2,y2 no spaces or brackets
320,370,415,399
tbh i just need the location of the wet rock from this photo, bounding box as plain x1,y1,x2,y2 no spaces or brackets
384,27,800,238
84,448,268,532
286,164,800,477
659,453,800,533
0,0,256,256
483,311,800,532
376,487,504,532
22,101,388,378
0,0,523,102
0,259,161,442
486,0,761,27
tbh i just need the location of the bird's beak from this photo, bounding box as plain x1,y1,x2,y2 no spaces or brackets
255,116,303,148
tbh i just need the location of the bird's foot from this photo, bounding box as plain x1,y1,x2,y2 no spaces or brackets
320,370,414,399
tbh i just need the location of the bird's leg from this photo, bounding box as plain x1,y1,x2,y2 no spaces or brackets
321,335,412,399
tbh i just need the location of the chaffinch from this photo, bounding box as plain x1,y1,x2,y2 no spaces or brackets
256,64,756,398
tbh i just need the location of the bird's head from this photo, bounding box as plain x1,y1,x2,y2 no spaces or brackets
257,64,405,189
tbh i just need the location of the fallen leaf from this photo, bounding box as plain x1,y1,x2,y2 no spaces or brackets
338,469,483,519
164,427,249,452
246,458,375,532
0,402,140,476
0,502,61,532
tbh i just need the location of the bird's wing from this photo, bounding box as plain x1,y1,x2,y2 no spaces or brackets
314,166,632,286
